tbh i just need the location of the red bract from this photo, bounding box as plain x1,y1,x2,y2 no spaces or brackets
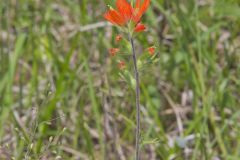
118,60,126,69
104,0,150,32
134,23,146,32
109,48,120,56
147,46,155,56
116,34,123,42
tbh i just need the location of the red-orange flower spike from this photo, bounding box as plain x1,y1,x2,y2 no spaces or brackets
118,60,126,70
147,46,155,56
115,34,122,42
109,48,120,56
104,0,150,32
134,23,146,32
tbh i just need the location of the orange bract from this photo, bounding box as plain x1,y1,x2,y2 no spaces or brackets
147,46,155,56
133,0,150,23
116,34,123,42
104,0,150,32
134,23,146,32
109,48,120,56
118,60,126,70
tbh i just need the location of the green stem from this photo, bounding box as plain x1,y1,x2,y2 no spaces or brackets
129,34,141,160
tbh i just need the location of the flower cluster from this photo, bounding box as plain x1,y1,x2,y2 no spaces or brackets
108,37,156,70
104,0,150,33
105,0,156,70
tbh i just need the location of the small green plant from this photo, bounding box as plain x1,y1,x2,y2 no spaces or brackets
103,0,156,159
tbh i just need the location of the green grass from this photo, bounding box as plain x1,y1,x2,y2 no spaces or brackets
0,0,240,159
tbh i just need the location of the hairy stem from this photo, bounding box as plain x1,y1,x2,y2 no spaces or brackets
129,34,140,160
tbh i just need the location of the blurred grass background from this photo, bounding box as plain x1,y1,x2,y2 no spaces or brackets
0,0,240,159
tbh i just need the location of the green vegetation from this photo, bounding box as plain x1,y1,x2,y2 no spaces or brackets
0,0,240,159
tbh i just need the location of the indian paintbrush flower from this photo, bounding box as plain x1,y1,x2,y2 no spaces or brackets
104,0,150,34
104,1,151,159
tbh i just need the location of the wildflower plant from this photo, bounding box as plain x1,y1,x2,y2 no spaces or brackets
104,0,157,159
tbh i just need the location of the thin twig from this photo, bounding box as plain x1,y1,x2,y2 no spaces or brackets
129,34,141,160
